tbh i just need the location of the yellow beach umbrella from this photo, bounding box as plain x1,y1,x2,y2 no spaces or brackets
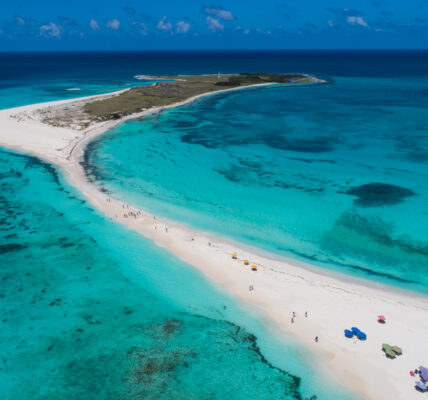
231,253,237,259
243,259,249,265
251,265,258,271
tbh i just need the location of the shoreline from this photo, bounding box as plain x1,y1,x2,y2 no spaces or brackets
1,83,428,400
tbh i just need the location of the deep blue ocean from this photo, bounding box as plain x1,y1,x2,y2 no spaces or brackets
1,50,427,399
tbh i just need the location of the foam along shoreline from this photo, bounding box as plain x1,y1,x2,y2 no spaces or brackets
1,84,428,400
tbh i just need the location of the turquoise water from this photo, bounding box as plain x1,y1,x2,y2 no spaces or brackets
87,75,428,294
0,77,156,111
0,80,151,110
0,148,355,399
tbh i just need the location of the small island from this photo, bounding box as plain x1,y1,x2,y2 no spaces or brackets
84,73,317,121
30,73,318,130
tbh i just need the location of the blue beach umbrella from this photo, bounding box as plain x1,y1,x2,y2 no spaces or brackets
351,327,360,334
344,329,354,338
356,331,367,340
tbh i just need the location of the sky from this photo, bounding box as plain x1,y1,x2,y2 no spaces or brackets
0,0,427,51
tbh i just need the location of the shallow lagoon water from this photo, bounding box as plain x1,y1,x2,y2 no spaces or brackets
87,73,428,294
0,149,356,399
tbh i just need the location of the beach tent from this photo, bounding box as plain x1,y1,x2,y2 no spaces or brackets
420,366,428,382
382,344,391,351
385,350,396,358
382,344,396,359
391,346,402,355
344,329,354,338
415,381,427,392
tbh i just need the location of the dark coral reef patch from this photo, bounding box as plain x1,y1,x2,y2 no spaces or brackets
345,182,415,207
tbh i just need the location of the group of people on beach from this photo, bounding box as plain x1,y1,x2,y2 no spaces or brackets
106,198,172,233
123,209,142,219
291,310,308,323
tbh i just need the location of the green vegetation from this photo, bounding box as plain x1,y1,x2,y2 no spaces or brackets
215,73,309,86
84,73,314,122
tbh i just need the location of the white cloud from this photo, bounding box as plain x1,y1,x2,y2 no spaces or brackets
176,20,190,34
16,16,25,26
253,27,272,35
236,26,249,34
89,19,100,31
138,22,149,35
106,19,120,30
347,16,369,27
157,16,173,32
205,7,234,21
130,21,149,35
206,16,224,32
39,22,62,38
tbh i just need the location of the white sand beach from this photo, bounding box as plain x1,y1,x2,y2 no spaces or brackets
1,86,428,400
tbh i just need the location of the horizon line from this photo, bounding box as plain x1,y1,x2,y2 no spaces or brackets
1,48,428,54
